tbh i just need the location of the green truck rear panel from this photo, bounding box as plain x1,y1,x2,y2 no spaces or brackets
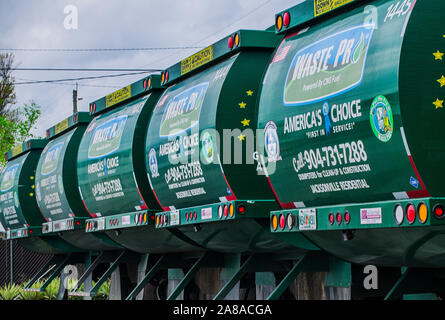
146,30,314,253
0,141,82,253
78,80,202,253
36,114,120,251
261,0,445,266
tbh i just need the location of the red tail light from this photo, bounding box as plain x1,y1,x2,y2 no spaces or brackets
336,212,342,225
406,203,416,224
283,12,290,27
228,36,234,49
328,213,335,225
279,214,285,230
344,211,351,225
237,205,246,215
434,204,445,219
224,205,228,218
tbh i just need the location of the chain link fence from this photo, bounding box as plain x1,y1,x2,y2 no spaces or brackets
0,239,53,286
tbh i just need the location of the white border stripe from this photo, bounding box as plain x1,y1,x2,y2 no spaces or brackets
400,127,411,156
393,192,409,200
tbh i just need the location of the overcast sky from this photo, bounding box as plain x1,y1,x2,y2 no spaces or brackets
0,0,303,137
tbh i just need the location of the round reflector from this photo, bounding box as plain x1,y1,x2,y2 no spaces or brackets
434,204,445,219
276,15,283,31
418,203,428,224
287,213,294,230
394,204,404,225
279,214,286,230
271,215,278,231
283,12,290,27
406,203,416,224
234,33,240,47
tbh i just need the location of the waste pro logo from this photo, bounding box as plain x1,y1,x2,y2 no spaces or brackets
88,115,128,159
41,142,64,176
284,24,374,106
159,82,209,137
0,164,19,192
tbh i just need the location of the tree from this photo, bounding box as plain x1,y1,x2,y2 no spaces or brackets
0,53,17,119
0,54,42,167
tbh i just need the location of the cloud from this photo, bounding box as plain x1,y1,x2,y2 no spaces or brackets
1,0,302,137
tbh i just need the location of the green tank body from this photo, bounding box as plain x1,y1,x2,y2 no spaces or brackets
78,76,203,253
35,113,121,251
263,0,445,267
149,30,316,254
0,140,83,254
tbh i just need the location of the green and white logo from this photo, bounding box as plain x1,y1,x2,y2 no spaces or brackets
370,95,393,143
159,82,209,137
41,142,64,176
88,115,128,159
1,164,19,192
284,24,374,106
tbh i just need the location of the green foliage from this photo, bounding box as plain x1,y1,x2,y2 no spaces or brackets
2,277,111,300
0,283,22,300
43,279,60,300
0,101,41,166
18,280,45,300
92,279,110,300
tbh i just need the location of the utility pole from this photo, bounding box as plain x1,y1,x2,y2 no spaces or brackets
73,82,78,114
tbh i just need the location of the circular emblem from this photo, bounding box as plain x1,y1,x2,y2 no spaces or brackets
370,95,393,143
264,121,281,162
148,148,159,178
201,132,214,164
322,102,330,116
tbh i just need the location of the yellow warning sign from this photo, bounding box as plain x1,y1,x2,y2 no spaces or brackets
106,85,131,108
181,46,213,75
55,118,69,135
11,144,23,157
314,0,353,17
